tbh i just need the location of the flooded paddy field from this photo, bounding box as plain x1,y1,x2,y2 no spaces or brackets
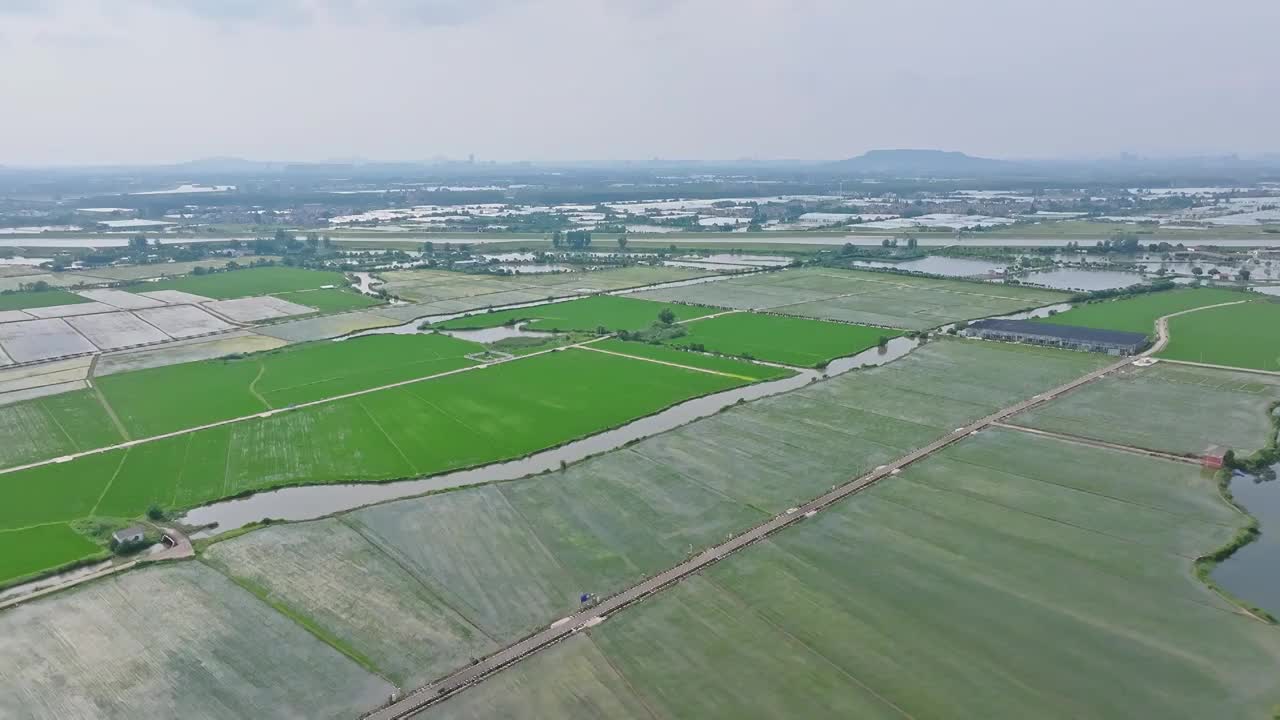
1012,363,1280,456
0,563,390,719
254,310,401,342
634,267,1069,330
419,428,1280,720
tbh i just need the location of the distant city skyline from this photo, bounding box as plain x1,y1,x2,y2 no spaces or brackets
1,0,1278,165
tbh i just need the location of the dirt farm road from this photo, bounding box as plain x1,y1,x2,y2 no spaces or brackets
364,303,1249,720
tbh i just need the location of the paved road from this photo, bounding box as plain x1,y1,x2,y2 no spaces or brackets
365,300,1260,719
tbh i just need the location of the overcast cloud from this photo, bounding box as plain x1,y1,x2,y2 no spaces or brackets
1,0,1277,165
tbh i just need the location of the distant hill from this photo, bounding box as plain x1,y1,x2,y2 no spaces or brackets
829,149,1015,176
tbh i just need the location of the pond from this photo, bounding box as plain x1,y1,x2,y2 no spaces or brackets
494,264,570,274
180,336,922,535
1213,466,1280,618
1020,269,1147,291
851,257,1006,277
436,323,557,344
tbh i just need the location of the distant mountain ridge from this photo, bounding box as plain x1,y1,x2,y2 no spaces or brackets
829,149,1013,175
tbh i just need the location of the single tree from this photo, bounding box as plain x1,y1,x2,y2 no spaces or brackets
658,308,677,326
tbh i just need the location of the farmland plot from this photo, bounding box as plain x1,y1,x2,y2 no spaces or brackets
0,289,90,311
423,430,1280,720
203,296,314,322
93,333,482,438
133,305,235,338
634,267,1068,329
0,344,757,584
419,635,652,720
350,486,580,639
1013,362,1280,455
254,309,400,342
587,576,907,720
0,389,122,467
379,265,708,305
687,431,1275,720
669,311,902,366
203,520,497,687
140,266,347,299
0,318,96,362
65,311,170,349
0,524,103,587
1037,287,1247,335
0,563,392,720
1159,300,1280,371
588,338,793,380
73,289,165,309
436,295,716,332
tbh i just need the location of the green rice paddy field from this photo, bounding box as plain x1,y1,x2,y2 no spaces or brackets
0,346,764,584
139,266,348,299
1036,287,1247,335
633,267,1069,330
0,334,487,466
1158,300,1280,371
1013,362,1280,456
419,430,1280,720
0,289,90,311
437,295,717,332
273,287,384,312
671,311,903,367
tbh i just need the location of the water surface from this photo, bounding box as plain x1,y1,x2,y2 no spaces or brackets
1021,268,1146,291
1213,467,1280,618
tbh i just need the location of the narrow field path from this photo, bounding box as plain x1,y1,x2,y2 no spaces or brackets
247,361,271,409
991,422,1200,465
362,299,1256,720
1159,358,1280,377
86,353,131,442
578,345,757,381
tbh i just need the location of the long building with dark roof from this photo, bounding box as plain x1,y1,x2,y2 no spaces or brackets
963,319,1149,355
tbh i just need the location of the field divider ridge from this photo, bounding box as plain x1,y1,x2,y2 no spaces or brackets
577,345,755,381
990,422,1201,465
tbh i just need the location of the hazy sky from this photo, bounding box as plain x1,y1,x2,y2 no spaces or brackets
2,0,1278,165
